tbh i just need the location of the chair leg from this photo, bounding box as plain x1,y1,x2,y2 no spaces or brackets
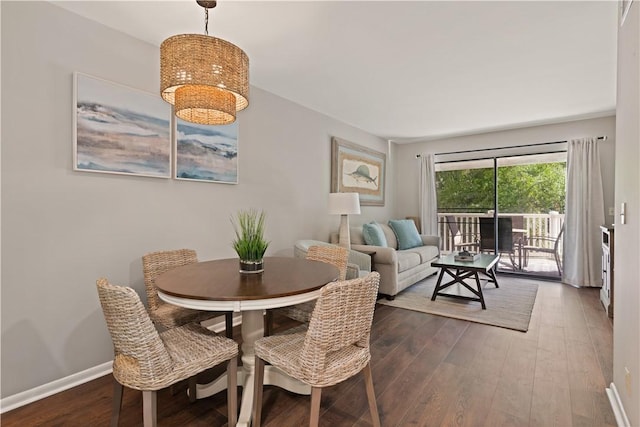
309,387,322,427
252,356,266,427
264,310,273,336
111,379,124,427
169,383,179,396
227,355,238,427
142,390,157,427
225,312,234,339
362,363,381,427
188,376,197,403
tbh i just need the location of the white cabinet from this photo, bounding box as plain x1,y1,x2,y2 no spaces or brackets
600,226,614,318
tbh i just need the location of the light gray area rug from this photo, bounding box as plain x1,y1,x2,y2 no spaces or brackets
377,274,538,332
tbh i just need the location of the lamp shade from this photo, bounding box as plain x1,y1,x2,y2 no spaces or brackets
160,33,249,125
328,193,361,215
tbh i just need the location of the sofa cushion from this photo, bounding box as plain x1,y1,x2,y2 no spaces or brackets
362,222,388,247
405,245,439,264
396,251,421,273
388,219,422,250
349,227,366,245
379,223,398,249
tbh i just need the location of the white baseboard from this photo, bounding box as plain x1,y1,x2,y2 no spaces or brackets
606,382,631,427
0,361,113,414
0,313,244,414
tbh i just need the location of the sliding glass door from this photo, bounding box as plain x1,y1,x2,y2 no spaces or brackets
496,153,565,277
436,159,494,258
436,152,566,279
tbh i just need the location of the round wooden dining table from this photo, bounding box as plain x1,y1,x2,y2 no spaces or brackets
155,256,339,427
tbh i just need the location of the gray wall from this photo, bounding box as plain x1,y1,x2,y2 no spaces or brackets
613,3,640,425
393,116,617,226
0,1,392,397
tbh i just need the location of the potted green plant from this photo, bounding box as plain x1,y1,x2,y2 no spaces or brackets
231,209,269,274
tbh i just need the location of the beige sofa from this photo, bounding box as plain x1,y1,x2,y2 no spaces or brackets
331,223,440,299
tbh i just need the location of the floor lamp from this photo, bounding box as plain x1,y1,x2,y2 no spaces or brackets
329,192,361,248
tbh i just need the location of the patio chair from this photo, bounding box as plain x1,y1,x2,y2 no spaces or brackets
445,216,480,252
479,217,521,269
96,278,238,427
252,272,381,427
522,225,564,275
510,215,527,247
479,217,514,252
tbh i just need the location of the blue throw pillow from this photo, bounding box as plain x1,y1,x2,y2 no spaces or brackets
388,219,422,250
362,222,388,247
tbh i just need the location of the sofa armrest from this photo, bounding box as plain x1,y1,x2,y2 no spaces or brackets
420,235,441,249
294,239,367,279
343,264,358,280
351,244,397,265
345,249,372,275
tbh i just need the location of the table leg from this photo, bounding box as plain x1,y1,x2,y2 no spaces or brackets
474,271,486,309
485,268,499,288
234,310,262,427
431,268,446,301
518,242,523,271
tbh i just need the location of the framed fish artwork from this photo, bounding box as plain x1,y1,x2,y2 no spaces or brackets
331,137,386,206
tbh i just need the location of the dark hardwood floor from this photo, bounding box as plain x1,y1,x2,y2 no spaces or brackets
2,278,615,426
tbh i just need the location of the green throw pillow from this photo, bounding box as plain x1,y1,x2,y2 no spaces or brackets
362,222,388,247
388,219,422,250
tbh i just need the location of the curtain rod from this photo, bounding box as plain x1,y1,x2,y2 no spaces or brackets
415,136,607,158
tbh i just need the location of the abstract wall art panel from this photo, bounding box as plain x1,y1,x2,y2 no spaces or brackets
174,119,238,184
73,72,171,178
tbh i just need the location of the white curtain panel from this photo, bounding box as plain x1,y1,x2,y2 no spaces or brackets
563,137,605,287
419,154,438,236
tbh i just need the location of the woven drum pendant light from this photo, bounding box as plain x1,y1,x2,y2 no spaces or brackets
160,0,249,125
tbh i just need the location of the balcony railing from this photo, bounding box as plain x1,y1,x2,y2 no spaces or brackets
438,212,564,253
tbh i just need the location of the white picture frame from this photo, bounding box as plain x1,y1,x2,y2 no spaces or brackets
621,0,634,26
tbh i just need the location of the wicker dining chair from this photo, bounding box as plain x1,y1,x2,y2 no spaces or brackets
96,278,238,427
142,249,234,338
265,245,349,335
253,272,381,427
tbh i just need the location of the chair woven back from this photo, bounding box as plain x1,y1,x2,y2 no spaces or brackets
306,245,349,281
142,249,197,311
96,278,174,385
300,272,380,382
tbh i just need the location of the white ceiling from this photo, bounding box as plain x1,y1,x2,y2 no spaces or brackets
52,1,619,143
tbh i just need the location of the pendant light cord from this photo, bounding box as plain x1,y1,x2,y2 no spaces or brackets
204,8,209,35
197,0,217,35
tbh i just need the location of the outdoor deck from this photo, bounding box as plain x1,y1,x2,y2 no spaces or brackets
440,212,564,279
496,253,562,278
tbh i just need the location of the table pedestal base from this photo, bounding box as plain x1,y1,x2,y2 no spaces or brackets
192,309,310,426
194,366,310,426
